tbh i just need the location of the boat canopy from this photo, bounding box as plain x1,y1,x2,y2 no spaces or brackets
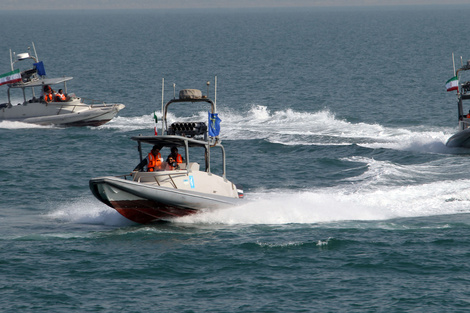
9,77,73,88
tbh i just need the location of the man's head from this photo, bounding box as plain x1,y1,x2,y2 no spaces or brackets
152,145,161,154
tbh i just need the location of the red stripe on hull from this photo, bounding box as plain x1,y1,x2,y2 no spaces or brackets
110,199,197,224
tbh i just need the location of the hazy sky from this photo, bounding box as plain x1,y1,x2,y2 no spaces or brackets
1,0,469,10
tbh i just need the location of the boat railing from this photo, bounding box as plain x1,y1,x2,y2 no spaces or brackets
80,97,106,105
131,171,189,189
458,119,470,131
130,164,200,187
459,119,470,130
55,103,80,114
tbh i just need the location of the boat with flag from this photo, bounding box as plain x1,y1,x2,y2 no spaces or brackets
0,43,124,126
445,54,470,148
89,78,243,224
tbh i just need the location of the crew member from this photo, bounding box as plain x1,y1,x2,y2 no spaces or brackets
166,156,180,170
167,146,183,164
43,85,54,103
147,145,162,172
133,145,162,172
56,89,66,102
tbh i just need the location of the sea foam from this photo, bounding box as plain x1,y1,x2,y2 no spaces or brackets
172,180,470,225
104,105,456,154
0,120,55,129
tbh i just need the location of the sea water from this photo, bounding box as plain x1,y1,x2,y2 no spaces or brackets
2,6,470,312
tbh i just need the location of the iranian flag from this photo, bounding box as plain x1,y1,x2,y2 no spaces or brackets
446,76,459,92
0,69,21,86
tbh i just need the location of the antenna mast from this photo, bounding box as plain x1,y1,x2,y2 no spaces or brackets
214,76,217,113
161,78,164,135
9,49,13,71
32,42,38,61
453,53,456,76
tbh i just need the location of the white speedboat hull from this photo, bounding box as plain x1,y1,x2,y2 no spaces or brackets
0,101,125,126
90,175,241,224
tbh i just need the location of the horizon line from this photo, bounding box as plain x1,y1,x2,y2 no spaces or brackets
1,2,469,11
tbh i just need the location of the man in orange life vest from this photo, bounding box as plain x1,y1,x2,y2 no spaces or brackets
166,146,183,170
43,85,54,103
165,156,179,170
56,89,67,102
147,145,163,171
133,145,162,172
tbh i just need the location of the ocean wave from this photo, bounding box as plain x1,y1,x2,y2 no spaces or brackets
98,105,456,154
0,120,55,129
46,197,135,227
338,156,467,187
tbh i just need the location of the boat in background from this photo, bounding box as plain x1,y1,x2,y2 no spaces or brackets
0,43,124,126
89,78,243,224
446,55,470,147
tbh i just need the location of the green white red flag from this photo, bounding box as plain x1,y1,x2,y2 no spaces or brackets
446,76,459,92
0,69,21,86
153,112,158,135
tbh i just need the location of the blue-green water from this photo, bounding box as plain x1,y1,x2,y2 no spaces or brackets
2,6,470,312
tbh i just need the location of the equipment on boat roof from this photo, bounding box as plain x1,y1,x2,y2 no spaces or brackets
179,89,203,100
168,122,207,138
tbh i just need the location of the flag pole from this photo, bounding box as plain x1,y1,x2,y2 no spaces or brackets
9,49,13,71
453,52,456,76
32,42,38,62
214,75,217,113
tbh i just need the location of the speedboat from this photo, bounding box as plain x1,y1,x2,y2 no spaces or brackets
446,57,470,147
89,80,243,224
0,43,124,126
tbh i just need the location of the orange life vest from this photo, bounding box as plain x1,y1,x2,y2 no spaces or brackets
44,93,53,102
56,93,66,101
147,152,162,172
176,153,183,163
